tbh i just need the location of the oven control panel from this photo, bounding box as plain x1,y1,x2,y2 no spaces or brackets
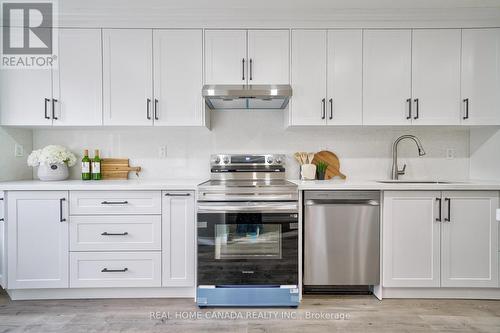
210,154,286,166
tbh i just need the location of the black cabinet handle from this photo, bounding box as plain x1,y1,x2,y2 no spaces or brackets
249,59,253,81
101,232,129,236
101,201,129,205
444,198,451,222
321,98,326,119
154,99,159,120
463,98,469,120
242,58,245,81
0,218,4,222
406,98,412,120
59,198,66,222
436,197,442,222
164,193,190,197
52,99,58,120
413,98,419,120
146,98,151,120
101,268,128,273
44,98,51,119
329,98,333,120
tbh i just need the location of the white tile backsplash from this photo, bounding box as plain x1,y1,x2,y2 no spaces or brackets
33,111,470,181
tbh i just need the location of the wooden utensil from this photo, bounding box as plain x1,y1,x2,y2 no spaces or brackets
312,151,346,180
101,158,142,180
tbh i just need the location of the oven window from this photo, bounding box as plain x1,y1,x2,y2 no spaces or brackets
214,224,282,260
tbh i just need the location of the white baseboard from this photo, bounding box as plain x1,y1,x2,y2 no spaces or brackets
381,287,500,299
6,287,196,301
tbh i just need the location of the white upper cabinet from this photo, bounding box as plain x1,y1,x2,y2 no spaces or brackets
441,191,498,288
326,30,362,125
103,29,153,126
363,30,412,125
0,68,53,126
383,191,442,288
411,29,461,125
204,30,247,85
53,29,103,126
461,29,500,125
153,30,204,126
7,191,69,289
290,30,327,125
247,30,290,84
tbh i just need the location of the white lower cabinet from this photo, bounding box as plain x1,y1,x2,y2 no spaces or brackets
0,192,5,289
70,252,161,288
383,191,499,289
7,191,69,289
383,191,441,287
162,191,195,287
440,191,498,288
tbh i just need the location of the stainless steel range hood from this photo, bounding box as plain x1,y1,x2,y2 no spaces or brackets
202,84,292,110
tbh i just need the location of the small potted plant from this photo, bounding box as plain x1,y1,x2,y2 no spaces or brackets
316,161,328,180
28,145,77,181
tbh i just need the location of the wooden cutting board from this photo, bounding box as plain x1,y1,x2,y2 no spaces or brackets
101,158,141,180
311,151,346,180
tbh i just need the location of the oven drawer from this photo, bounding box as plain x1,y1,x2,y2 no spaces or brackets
70,215,161,251
70,252,161,288
70,191,161,215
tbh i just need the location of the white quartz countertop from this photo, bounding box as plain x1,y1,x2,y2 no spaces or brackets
1,178,500,191
0,179,203,191
290,179,500,191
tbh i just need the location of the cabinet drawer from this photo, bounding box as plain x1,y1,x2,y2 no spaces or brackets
70,252,161,288
70,215,161,251
70,191,161,215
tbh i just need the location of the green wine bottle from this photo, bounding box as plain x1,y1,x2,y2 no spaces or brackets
81,149,91,181
92,149,102,180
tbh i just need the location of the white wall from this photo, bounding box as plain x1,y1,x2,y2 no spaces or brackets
0,127,32,181
33,111,470,181
470,127,500,180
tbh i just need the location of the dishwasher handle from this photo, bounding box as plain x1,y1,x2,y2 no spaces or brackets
305,199,380,206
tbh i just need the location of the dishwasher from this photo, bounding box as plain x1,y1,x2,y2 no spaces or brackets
303,191,380,294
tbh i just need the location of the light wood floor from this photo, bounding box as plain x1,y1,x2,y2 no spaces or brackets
1,288,499,332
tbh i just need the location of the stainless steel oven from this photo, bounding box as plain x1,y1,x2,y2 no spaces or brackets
197,202,298,286
196,154,299,307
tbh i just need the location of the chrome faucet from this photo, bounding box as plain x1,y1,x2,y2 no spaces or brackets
391,135,426,180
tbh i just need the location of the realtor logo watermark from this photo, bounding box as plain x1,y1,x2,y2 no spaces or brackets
1,0,58,69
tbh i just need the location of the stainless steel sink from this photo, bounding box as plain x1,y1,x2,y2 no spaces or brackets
376,180,461,184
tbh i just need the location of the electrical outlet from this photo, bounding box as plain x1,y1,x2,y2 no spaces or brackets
159,145,167,158
446,148,456,160
14,144,24,157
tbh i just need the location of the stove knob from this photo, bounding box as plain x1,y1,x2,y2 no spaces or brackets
222,156,230,164
275,156,282,164
267,156,274,164
211,156,221,164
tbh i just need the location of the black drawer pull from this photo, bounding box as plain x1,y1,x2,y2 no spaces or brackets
164,193,190,197
101,201,129,205
101,232,129,236
101,268,128,273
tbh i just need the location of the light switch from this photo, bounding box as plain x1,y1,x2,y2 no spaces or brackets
14,144,24,157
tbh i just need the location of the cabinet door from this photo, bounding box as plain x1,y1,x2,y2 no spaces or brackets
383,191,441,287
153,30,203,126
7,191,69,289
0,69,52,126
441,191,498,288
412,29,461,125
0,193,5,289
326,29,362,125
363,30,412,125
162,191,195,287
247,30,289,84
289,30,327,125
53,29,103,126
103,29,153,126
461,29,500,125
204,30,247,85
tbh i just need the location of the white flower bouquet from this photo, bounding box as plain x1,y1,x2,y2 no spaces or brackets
28,145,77,167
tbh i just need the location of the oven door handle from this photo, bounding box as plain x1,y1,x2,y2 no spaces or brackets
197,202,298,213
